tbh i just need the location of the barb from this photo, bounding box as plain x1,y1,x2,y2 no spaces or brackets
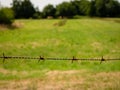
72,56,78,63
38,56,45,62
2,53,5,63
0,53,120,64
100,56,105,64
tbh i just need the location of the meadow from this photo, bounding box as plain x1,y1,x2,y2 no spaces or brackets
0,18,120,90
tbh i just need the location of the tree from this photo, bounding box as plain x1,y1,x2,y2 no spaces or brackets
106,0,120,17
12,0,36,18
42,4,56,18
95,0,120,17
12,0,22,18
21,0,35,18
33,7,42,19
95,0,108,17
56,2,76,18
12,0,120,18
70,0,81,15
87,0,96,17
0,8,14,24
79,0,90,15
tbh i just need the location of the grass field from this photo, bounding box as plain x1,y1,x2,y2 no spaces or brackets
0,18,120,90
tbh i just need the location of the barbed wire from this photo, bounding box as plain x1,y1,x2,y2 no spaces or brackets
0,53,120,64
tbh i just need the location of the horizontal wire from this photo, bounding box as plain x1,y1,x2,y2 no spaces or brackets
0,56,120,61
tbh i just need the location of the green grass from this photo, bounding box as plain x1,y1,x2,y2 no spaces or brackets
0,19,120,57
0,18,120,80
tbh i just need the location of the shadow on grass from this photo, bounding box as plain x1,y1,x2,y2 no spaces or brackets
0,21,24,30
0,24,17,30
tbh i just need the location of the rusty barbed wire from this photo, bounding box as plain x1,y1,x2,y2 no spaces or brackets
0,53,120,64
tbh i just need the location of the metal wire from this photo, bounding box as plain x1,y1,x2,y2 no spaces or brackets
0,53,120,64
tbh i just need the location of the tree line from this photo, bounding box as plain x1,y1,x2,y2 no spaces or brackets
44,0,120,18
0,0,120,24
12,0,120,18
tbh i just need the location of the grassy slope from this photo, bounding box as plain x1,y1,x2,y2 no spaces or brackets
0,19,120,56
0,19,120,57
0,18,120,82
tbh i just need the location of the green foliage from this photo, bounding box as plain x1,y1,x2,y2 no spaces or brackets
21,0,35,18
73,15,89,19
0,8,14,24
71,0,81,15
79,0,90,15
105,0,120,17
53,19,67,26
42,4,56,18
56,2,76,17
95,0,120,17
33,7,42,19
11,0,120,18
73,15,81,19
95,0,106,17
87,0,96,17
12,0,22,18
33,13,42,19
12,0,36,18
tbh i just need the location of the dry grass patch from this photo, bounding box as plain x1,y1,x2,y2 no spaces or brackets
12,21,24,28
0,70,120,90
0,70,85,90
85,72,120,90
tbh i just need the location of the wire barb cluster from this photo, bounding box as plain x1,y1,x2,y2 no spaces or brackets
0,53,120,64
